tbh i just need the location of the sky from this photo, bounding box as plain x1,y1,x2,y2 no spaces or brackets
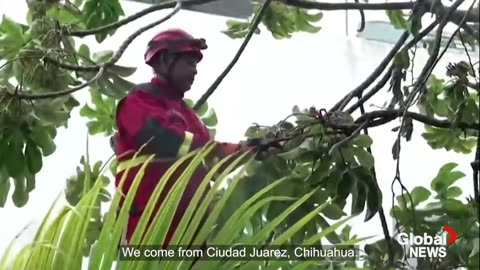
0,0,478,264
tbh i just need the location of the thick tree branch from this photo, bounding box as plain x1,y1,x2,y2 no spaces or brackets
192,0,273,111
354,109,478,130
282,0,415,10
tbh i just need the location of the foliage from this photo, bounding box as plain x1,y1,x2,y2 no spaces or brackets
0,145,366,270
223,2,322,39
0,0,479,270
359,163,479,269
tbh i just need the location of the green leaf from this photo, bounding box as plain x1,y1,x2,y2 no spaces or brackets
202,110,218,127
0,15,25,42
278,147,309,160
394,49,410,69
352,134,373,148
352,166,381,222
352,147,375,169
244,125,269,138
92,50,113,63
386,10,408,29
196,102,209,117
408,14,422,36
321,203,346,220
332,170,354,207
24,140,43,174
184,98,194,108
442,199,470,219
6,137,26,178
79,104,98,118
30,127,56,157
351,180,367,215
409,186,431,207
431,162,465,193
445,186,462,198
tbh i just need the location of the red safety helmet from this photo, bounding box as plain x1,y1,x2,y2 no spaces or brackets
144,28,207,66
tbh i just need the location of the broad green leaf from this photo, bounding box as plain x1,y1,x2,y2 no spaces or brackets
409,186,431,207
386,10,408,29
431,162,465,193
353,147,375,169
202,110,218,127
394,49,410,69
445,186,462,198
352,134,373,148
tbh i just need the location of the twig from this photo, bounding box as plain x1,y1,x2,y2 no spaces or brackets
45,1,183,72
192,0,273,111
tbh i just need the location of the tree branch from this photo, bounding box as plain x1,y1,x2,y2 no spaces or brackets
354,109,478,130
282,0,478,23
192,0,273,111
66,0,216,37
16,67,105,100
281,0,415,10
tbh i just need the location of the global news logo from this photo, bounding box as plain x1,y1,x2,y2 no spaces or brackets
396,224,457,258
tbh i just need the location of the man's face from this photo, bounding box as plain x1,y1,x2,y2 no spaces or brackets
169,53,199,92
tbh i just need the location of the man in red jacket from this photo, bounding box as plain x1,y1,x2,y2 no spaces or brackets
114,28,254,247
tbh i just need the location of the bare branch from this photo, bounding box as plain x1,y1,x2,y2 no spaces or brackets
192,0,273,111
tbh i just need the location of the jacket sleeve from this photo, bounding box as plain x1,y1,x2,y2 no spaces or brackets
116,92,209,158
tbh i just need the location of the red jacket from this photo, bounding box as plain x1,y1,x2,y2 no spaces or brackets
114,77,240,245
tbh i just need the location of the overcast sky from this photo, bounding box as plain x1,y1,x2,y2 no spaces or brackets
0,0,477,261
